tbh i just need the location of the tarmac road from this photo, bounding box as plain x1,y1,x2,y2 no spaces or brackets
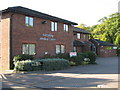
1,57,119,89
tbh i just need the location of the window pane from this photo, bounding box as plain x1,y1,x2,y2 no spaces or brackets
77,33,80,39
55,22,57,31
61,45,65,53
64,24,68,32
29,17,33,27
66,25,68,31
25,16,29,26
56,45,60,54
22,44,28,54
29,44,35,55
51,22,54,31
64,24,66,30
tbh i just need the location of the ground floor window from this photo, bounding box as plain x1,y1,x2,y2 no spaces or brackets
56,45,65,54
22,44,35,55
73,47,77,52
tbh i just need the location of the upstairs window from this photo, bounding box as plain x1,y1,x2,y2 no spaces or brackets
51,22,58,31
77,33,81,39
22,44,35,55
25,16,33,27
64,24,69,32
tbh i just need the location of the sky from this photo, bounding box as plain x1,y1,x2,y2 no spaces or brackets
0,0,119,26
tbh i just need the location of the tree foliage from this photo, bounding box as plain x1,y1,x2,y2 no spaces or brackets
92,13,120,46
78,13,120,46
78,24,91,31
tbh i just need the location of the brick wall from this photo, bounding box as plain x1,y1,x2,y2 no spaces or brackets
1,13,73,69
73,32,89,42
11,13,74,58
73,32,90,53
1,13,74,70
97,46,116,57
1,13,11,71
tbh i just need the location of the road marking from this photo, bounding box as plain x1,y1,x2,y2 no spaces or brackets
97,84,104,88
1,74,7,80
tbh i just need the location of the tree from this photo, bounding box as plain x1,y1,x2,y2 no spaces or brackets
91,13,120,46
78,24,91,31
115,33,120,46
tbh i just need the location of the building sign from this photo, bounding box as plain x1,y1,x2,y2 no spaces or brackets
40,34,56,41
70,52,77,57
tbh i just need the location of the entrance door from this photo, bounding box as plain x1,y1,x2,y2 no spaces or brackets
91,44,97,54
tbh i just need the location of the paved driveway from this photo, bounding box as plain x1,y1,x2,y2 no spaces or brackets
1,57,119,88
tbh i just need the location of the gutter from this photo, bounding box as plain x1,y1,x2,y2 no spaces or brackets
10,13,14,69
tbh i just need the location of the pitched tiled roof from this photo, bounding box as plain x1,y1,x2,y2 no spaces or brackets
89,39,116,46
73,27,91,34
73,40,85,46
2,6,78,25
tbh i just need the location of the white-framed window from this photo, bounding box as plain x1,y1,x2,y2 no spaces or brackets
22,44,35,55
56,45,60,54
64,24,69,32
25,16,33,27
51,22,58,31
61,45,65,53
77,33,81,39
56,45,65,54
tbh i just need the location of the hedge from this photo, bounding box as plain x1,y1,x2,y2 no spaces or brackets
13,52,96,71
85,52,97,64
35,58,70,71
14,58,70,71
13,54,34,62
14,60,41,71
43,52,97,65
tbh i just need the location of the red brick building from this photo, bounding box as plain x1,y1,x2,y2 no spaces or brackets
89,39,117,57
0,6,77,71
0,6,117,72
73,27,91,53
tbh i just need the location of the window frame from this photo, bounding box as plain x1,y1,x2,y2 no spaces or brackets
56,45,65,54
64,24,69,32
51,21,58,31
25,16,34,27
77,33,81,39
22,44,36,55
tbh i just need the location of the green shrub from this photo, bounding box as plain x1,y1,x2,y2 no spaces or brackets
13,54,34,62
80,61,88,65
43,54,56,58
43,52,97,66
70,55,84,65
14,60,41,71
69,61,76,66
77,53,88,58
85,52,97,64
56,53,70,60
14,58,70,71
35,58,70,71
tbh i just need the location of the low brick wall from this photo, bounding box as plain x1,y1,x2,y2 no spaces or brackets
97,46,116,57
